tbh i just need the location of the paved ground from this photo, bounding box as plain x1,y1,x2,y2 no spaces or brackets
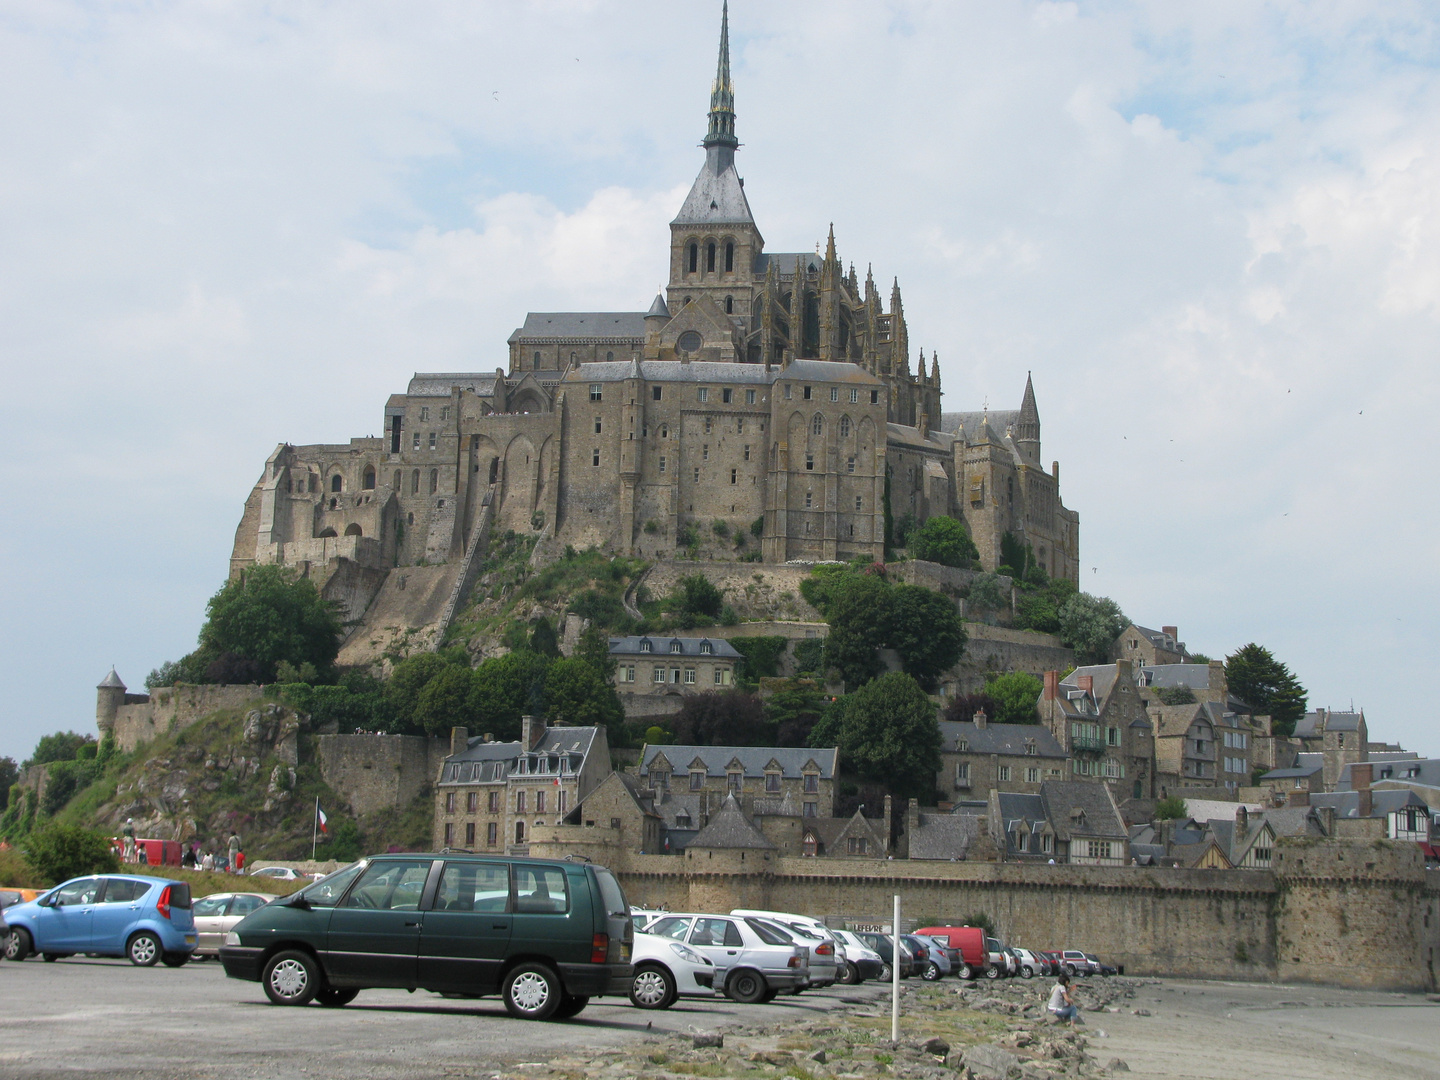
1,958,1438,1079
0,955,885,1079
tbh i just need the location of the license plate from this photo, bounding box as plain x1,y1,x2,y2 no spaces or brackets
185,936,196,944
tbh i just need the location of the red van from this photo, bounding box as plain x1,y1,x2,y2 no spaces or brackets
914,926,988,979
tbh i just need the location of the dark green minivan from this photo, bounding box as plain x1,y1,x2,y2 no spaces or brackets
219,853,633,1020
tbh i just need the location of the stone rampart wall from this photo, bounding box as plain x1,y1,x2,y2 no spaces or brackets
111,685,264,753
571,838,1439,992
314,733,449,816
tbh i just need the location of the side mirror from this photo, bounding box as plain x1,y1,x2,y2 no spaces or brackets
287,893,311,910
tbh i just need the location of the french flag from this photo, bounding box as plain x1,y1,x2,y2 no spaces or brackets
317,805,329,834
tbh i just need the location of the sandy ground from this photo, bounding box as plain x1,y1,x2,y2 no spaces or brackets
1075,978,1440,1080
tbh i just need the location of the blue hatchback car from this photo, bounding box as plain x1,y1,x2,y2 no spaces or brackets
4,874,197,967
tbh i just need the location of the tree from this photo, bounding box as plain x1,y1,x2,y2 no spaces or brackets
810,672,941,801
728,636,788,681
883,584,966,691
983,671,1044,725
414,665,477,736
822,572,891,688
1057,592,1127,665
673,692,772,746
23,822,119,885
23,732,95,769
674,574,723,622
574,625,617,679
385,652,452,732
529,617,561,658
1155,685,1197,706
194,564,343,683
468,651,551,742
966,573,1009,614
792,637,826,676
765,679,828,747
542,658,624,728
1154,796,1187,821
940,692,999,725
325,818,363,861
1224,644,1307,737
0,755,17,811
909,516,979,569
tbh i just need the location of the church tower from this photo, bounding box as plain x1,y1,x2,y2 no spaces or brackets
1014,372,1041,464
667,2,765,326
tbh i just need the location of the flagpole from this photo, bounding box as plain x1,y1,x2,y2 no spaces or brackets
312,796,319,861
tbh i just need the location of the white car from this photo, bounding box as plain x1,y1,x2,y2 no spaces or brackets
249,866,305,881
729,908,842,987
190,892,272,956
627,931,717,1009
1012,947,1045,979
833,930,887,983
642,913,810,1002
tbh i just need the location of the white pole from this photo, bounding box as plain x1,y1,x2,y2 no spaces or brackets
891,893,900,1044
311,796,319,861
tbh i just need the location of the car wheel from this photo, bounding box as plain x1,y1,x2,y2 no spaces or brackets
6,928,32,962
262,949,321,1006
958,963,973,980
984,965,1000,980
162,952,189,968
921,962,941,981
553,994,589,1019
316,988,360,1008
878,963,892,981
1064,963,1077,978
629,964,677,1010
502,962,562,1021
726,969,768,1004
1020,966,1034,979
760,988,779,1003
837,961,859,985
127,932,162,967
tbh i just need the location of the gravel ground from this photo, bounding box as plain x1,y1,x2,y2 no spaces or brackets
1,956,1437,1079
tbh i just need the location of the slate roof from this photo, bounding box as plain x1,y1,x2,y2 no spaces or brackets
98,668,126,690
1151,704,1215,739
646,294,670,318
938,720,1066,759
1139,664,1212,690
1061,665,1122,699
640,745,837,780
1311,789,1430,819
609,635,742,659
687,793,775,850
940,410,1020,443
507,312,648,343
1342,758,1440,788
805,810,887,856
754,252,823,277
407,373,501,397
1260,763,1323,780
672,148,756,227
1128,625,1187,655
1294,709,1365,738
909,811,986,860
438,726,599,785
886,423,949,451
1040,781,1127,842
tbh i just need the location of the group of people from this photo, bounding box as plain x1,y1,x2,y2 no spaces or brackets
117,820,248,874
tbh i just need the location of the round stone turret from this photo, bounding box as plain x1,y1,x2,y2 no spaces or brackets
96,667,126,734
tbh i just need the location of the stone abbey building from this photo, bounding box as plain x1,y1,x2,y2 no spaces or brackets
229,6,1078,609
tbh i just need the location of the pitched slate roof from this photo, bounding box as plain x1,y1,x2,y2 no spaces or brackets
438,726,599,785
1342,758,1440,788
1260,763,1323,780
1139,664,1212,690
1128,625,1187,655
938,720,1066,759
640,745,837,780
98,668,126,690
1061,665,1122,699
507,312,648,343
1040,781,1127,842
1310,789,1430,819
909,811,986,860
687,794,775,850
406,373,502,397
609,635,742,659
1293,709,1365,738
1151,704,1215,739
672,150,755,227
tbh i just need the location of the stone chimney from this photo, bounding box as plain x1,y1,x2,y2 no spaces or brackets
1353,762,1373,818
1043,670,1059,701
973,708,988,730
1077,674,1093,694
1209,660,1228,697
1315,805,1336,836
484,733,494,743
883,794,894,855
1235,805,1248,834
450,726,469,756
1162,626,1178,642
521,714,546,751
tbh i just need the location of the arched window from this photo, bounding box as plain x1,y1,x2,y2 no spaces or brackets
429,469,438,494
328,499,337,511
606,350,614,362
725,241,734,272
362,466,376,490
330,473,342,493
318,527,337,538
840,416,851,438
344,523,363,536
533,351,541,369
725,295,733,314
812,414,824,436
411,469,420,494
688,242,698,274
706,242,716,272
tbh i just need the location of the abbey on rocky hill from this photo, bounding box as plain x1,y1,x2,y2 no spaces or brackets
230,4,1077,594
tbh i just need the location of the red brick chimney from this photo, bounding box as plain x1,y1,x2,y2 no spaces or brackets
1077,674,1093,694
1162,626,1178,641
1353,762,1373,818
1043,670,1059,701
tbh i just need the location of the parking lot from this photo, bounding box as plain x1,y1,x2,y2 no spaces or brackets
0,956,889,1079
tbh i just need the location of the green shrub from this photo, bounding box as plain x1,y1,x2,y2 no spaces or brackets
729,636,788,680
23,822,119,885
712,520,730,538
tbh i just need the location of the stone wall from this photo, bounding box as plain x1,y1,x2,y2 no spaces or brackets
949,623,1073,695
110,684,264,753
559,837,1438,992
637,561,820,622
314,733,449,817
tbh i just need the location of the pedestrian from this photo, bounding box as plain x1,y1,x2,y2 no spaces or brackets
181,845,196,870
201,850,215,872
234,849,246,875
137,842,149,866
227,832,241,873
122,818,136,863
1047,972,1083,1028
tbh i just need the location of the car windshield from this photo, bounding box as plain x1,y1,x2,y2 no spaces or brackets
293,861,366,907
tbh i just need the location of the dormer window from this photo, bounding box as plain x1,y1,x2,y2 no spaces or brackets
699,640,713,655
956,739,969,753
690,770,705,790
727,770,743,792
670,640,683,654
765,770,781,793
1025,741,1037,756
639,639,652,653
651,770,669,791
676,813,692,829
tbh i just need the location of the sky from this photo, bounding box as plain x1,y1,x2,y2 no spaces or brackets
2,1,1438,764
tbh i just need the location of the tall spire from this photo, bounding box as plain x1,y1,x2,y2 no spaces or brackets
705,2,738,151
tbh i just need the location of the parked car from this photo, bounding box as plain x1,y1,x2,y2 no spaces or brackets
1060,949,1097,976
1012,947,1048,978
249,866,307,881
4,874,196,966
983,937,1016,979
190,893,273,957
903,934,951,980
918,934,962,975
853,931,916,978
643,913,808,1002
221,854,634,1020
0,887,43,909
0,901,7,962
832,930,886,983
1085,953,1117,976
626,930,715,1009
914,925,989,980
733,913,839,988
1039,949,1066,974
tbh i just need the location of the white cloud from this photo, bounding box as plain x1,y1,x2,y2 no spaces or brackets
1,1,1438,760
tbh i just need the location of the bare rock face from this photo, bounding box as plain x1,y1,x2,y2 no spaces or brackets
963,1044,1022,1080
